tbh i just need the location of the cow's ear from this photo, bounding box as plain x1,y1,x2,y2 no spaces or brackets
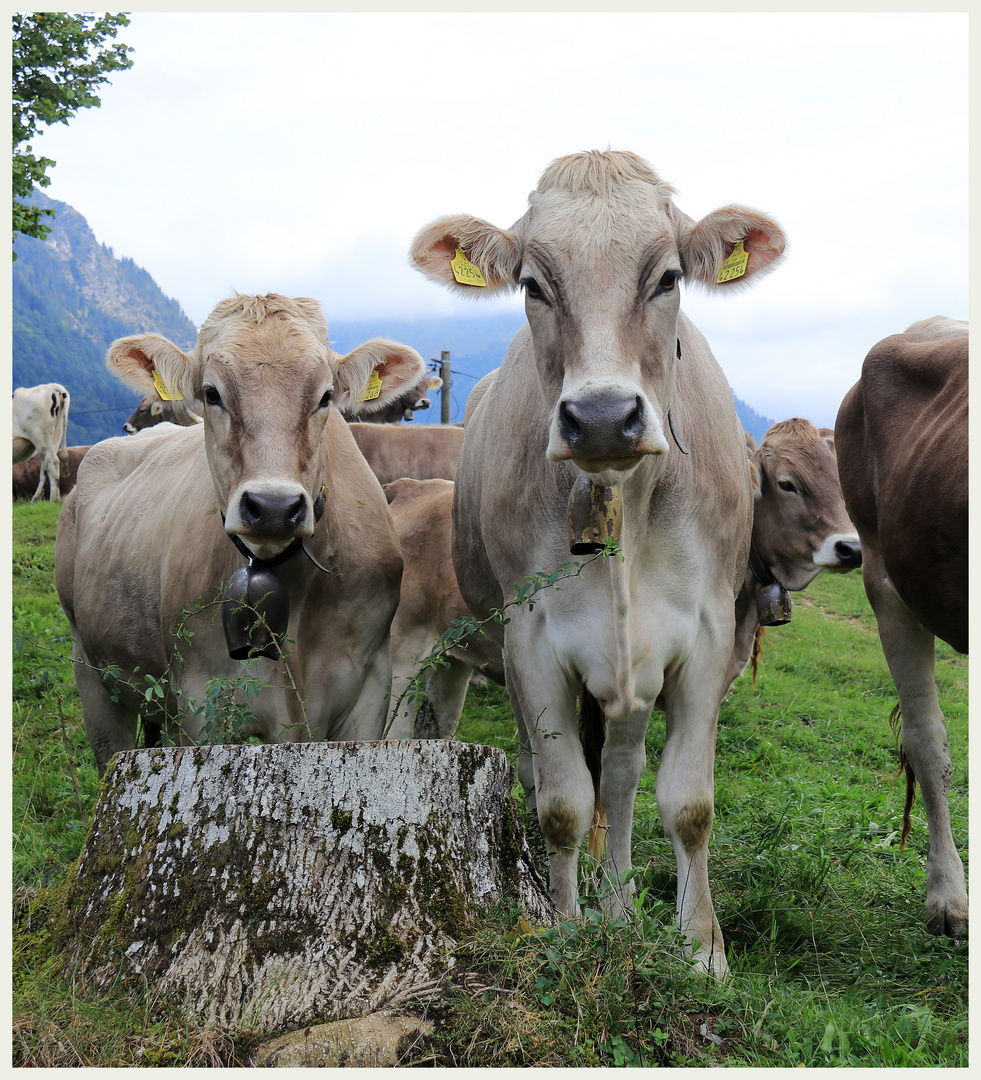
749,459,764,501
410,214,521,296
107,334,195,402
332,338,427,414
679,205,786,292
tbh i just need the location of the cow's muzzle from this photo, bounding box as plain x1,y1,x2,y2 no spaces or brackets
556,392,647,462
237,489,309,539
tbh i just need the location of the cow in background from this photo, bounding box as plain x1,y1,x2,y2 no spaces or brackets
348,422,465,486
384,477,504,740
724,418,862,695
342,373,442,424
13,446,90,501
411,149,786,974
836,315,968,939
123,395,203,433
56,293,425,777
12,383,70,501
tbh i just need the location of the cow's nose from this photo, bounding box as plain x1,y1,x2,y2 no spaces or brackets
834,539,863,567
558,393,645,458
238,490,308,538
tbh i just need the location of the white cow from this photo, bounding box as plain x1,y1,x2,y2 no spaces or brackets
411,150,786,976
12,382,70,500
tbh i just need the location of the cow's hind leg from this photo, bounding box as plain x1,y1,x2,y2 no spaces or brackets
73,649,140,778
864,554,968,938
413,657,471,739
33,449,60,501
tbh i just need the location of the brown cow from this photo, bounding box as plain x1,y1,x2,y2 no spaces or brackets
341,373,442,423
384,477,504,740
123,395,203,432
13,446,90,501
348,422,465,485
835,315,968,938
725,418,862,695
55,293,425,777
411,149,786,974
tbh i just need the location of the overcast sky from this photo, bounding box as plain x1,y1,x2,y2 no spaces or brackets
30,9,968,430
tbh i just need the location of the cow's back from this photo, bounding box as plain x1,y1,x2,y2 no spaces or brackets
349,422,465,485
836,317,967,651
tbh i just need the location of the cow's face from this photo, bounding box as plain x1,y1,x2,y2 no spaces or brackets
411,151,785,482
750,419,862,591
106,294,426,561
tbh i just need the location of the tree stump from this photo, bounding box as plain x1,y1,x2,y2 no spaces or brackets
52,741,553,1035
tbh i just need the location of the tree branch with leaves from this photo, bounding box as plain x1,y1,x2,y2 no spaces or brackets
12,12,134,253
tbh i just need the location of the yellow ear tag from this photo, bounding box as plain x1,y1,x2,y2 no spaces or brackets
357,368,384,402
450,247,487,287
152,369,182,401
716,240,750,284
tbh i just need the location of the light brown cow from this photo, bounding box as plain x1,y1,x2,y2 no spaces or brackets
55,293,425,777
13,446,90,501
411,150,786,975
341,372,442,423
383,477,504,740
835,315,968,938
725,418,862,695
123,395,203,432
348,422,465,486
12,382,70,501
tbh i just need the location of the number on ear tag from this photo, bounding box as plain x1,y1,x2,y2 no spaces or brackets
152,369,182,401
357,369,383,402
716,240,750,284
451,248,487,287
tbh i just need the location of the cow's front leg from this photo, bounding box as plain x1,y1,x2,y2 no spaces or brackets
658,638,729,978
505,625,592,917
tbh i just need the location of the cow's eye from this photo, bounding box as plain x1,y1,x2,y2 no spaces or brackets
778,479,798,493
650,270,679,299
317,389,333,410
203,386,222,407
521,278,548,304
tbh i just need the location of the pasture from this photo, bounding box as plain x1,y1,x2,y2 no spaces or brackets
12,499,968,1067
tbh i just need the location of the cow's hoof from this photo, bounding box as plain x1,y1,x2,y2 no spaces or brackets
926,902,968,939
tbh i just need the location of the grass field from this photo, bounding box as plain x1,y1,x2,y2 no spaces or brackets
12,499,968,1067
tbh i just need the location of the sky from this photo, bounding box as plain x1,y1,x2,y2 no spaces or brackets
26,9,968,430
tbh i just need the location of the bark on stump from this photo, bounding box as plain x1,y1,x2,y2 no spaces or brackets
53,741,553,1035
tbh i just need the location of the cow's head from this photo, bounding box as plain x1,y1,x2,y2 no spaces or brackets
749,418,862,591
123,397,162,433
107,293,425,560
411,150,785,480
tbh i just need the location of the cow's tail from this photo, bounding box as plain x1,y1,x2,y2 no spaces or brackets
889,703,917,848
751,625,767,682
580,686,608,862
57,389,70,458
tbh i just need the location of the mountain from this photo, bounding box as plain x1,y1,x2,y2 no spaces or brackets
12,191,198,446
12,193,776,445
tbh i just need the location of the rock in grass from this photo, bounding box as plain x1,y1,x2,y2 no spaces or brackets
51,741,553,1034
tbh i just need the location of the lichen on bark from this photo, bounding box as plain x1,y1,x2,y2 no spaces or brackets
52,740,553,1034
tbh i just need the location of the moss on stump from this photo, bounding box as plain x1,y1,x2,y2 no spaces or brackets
51,741,553,1034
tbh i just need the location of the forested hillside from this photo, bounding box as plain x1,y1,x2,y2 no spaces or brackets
12,191,776,443
12,191,198,446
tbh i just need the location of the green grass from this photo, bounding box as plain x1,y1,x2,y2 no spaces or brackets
12,501,968,1066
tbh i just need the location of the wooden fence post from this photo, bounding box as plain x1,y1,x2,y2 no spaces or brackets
440,351,451,424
